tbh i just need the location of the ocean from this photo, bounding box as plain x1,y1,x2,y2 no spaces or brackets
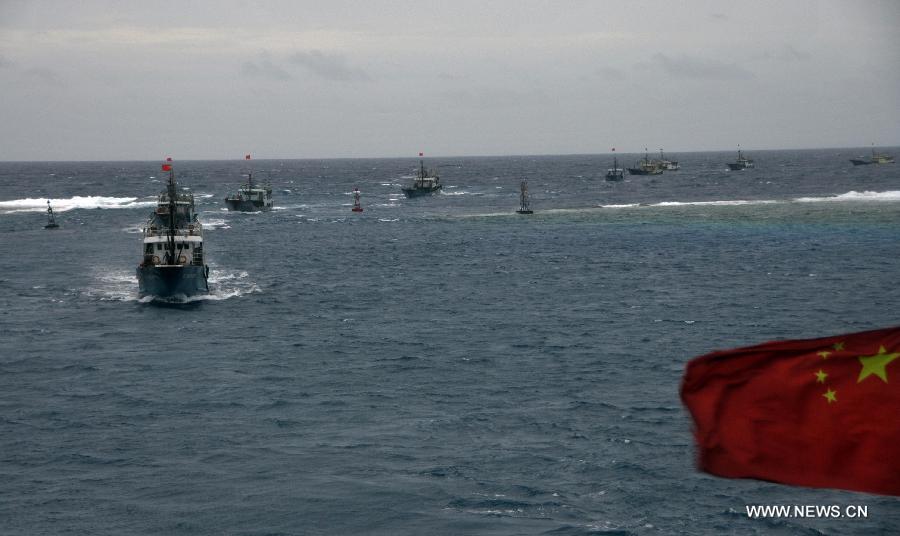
1,149,898,534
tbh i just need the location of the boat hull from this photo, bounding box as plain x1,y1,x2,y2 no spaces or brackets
727,163,754,170
402,185,442,198
225,198,272,211
627,168,662,176
137,265,209,298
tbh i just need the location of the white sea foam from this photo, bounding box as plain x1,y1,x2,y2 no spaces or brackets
652,199,779,207
794,190,900,203
202,219,230,230
0,196,156,214
83,268,260,303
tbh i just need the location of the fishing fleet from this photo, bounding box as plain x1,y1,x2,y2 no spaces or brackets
31,144,894,300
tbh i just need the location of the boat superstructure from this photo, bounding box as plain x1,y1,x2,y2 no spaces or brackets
727,147,754,170
137,159,209,298
658,148,680,170
402,153,442,198
516,180,534,214
225,154,274,211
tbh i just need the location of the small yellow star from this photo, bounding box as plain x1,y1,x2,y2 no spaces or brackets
833,342,845,351
823,388,837,403
857,346,900,383
814,370,827,383
817,351,831,359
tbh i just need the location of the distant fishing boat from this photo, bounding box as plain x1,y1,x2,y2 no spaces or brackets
727,147,754,170
351,187,363,212
658,148,680,170
44,200,59,229
224,154,274,211
605,149,624,181
627,148,663,176
850,145,895,166
516,180,533,214
402,152,442,198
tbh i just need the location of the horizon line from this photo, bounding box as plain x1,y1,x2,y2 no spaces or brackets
1,144,897,163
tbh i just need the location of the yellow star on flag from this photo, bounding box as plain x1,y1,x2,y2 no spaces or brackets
818,350,831,359
823,388,837,403
814,370,827,383
833,342,845,351
858,346,900,383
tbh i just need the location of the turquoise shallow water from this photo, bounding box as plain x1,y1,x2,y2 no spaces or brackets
1,149,899,534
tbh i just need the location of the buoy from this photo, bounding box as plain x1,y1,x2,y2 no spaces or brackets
351,187,364,212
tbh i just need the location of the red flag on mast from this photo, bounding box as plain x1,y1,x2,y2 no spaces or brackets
161,164,172,172
245,154,251,160
418,152,424,157
681,325,900,496
166,157,173,162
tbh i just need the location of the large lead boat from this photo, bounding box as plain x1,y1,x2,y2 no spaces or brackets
137,159,209,298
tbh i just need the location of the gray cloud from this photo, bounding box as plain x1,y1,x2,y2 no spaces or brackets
288,50,370,82
651,53,753,80
24,67,64,86
240,59,292,81
710,12,728,21
761,44,812,62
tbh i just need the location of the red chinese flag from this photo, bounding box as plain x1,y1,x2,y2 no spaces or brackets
161,164,172,172
245,154,251,160
681,325,900,496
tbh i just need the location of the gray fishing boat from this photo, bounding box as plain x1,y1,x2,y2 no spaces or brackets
402,153,442,198
850,145,895,166
727,147,754,170
225,154,274,211
606,154,624,181
137,159,209,298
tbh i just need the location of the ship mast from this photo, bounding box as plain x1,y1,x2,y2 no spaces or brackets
165,160,177,265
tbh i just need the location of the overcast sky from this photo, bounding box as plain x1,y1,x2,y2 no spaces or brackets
1,0,898,160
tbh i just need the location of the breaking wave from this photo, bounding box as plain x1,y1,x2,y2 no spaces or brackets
794,190,900,203
0,196,156,214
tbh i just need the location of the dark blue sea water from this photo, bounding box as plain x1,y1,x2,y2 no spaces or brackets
1,149,899,534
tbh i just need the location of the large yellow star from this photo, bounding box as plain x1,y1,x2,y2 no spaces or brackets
823,388,837,403
814,370,827,383
857,346,900,383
